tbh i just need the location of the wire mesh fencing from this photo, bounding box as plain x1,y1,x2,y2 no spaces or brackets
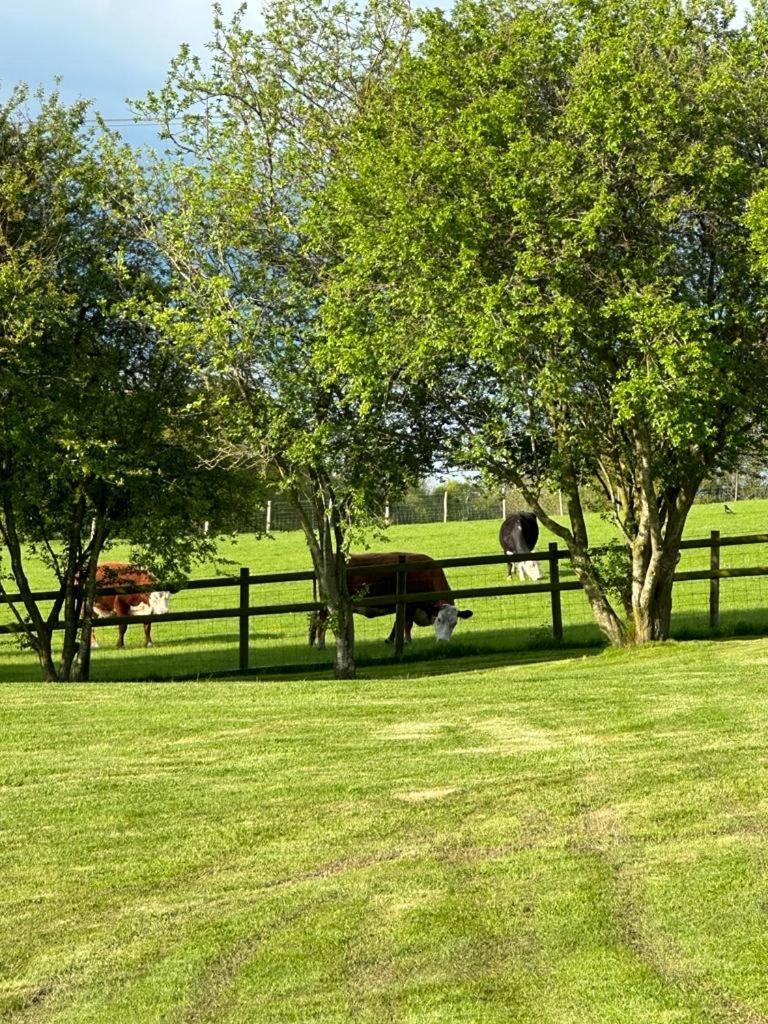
252,482,766,532
2,531,768,680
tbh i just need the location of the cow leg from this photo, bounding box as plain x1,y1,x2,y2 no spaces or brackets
386,616,413,644
309,609,327,649
117,622,127,649
504,549,517,579
144,622,153,648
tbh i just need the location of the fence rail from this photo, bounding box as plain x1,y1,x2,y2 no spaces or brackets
2,532,768,673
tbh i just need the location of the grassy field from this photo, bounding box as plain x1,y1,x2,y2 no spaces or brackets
1,499,767,681
1,638,768,1022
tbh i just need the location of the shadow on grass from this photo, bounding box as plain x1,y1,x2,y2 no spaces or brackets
3,604,768,684
90,622,608,682
671,606,768,640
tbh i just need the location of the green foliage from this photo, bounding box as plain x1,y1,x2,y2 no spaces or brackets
319,0,768,643
131,0,449,676
132,0,431,533
0,86,250,679
590,542,633,616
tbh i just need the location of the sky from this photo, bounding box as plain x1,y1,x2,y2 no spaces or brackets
1,0,446,146
1,0,247,143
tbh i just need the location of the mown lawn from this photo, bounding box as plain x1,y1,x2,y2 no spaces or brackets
1,498,767,681
2,638,768,1022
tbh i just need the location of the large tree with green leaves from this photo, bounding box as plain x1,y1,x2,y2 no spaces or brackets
0,87,250,681
321,0,768,645
134,0,446,677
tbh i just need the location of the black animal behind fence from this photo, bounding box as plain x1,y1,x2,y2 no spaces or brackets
2,531,768,679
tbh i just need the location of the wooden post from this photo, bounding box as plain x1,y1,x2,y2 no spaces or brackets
709,530,720,630
443,490,449,523
394,554,406,657
501,492,507,520
558,490,564,516
549,542,563,642
239,567,250,671
266,500,272,533
384,499,391,525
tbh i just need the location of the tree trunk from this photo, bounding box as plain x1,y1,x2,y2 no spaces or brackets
293,484,357,679
521,473,629,647
57,506,87,681
72,519,107,682
629,476,696,644
320,537,356,680
632,555,676,642
58,583,82,682
332,597,356,679
571,550,629,646
0,497,61,679
73,623,93,683
35,628,59,682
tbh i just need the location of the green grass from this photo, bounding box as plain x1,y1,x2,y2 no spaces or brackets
2,638,768,1021
2,499,767,681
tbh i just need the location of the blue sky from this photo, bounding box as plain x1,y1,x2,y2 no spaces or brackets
1,1,446,145
1,0,247,143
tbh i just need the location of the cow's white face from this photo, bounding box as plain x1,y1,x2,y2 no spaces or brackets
517,560,542,582
148,590,172,615
433,605,473,642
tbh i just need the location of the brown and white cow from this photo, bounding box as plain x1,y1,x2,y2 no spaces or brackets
91,562,171,648
310,551,473,647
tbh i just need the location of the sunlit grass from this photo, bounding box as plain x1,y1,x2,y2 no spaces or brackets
2,638,768,1021
1,499,766,681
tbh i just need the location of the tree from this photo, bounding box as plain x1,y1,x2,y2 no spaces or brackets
133,0,446,678
320,0,768,645
0,86,250,681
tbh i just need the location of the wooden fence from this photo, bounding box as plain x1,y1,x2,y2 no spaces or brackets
1,531,768,671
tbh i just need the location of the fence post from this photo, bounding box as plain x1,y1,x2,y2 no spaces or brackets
549,542,563,642
709,530,720,630
239,567,250,672
443,490,449,523
265,500,272,533
394,554,406,657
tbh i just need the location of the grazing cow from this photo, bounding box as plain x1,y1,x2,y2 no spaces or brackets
499,511,541,582
91,562,171,648
310,552,473,647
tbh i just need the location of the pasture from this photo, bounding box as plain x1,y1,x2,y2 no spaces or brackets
1,499,767,681
2,638,768,1021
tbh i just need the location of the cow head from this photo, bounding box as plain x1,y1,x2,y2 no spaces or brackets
433,604,473,641
148,590,172,615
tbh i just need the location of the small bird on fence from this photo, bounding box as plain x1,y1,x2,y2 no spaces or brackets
724,503,736,514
